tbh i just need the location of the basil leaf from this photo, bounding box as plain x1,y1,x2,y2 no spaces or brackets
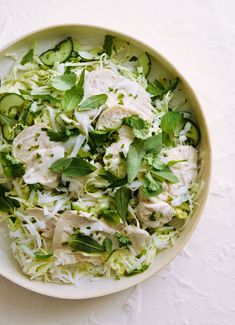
151,168,179,183
46,128,79,142
103,35,115,56
100,208,120,226
49,157,72,174
49,157,96,177
115,187,131,222
68,233,105,253
0,113,17,127
21,49,34,65
51,73,76,91
126,139,145,183
103,238,113,254
62,69,85,112
143,134,162,153
160,111,184,135
79,94,108,111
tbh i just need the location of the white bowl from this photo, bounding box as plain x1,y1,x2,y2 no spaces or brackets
0,25,211,299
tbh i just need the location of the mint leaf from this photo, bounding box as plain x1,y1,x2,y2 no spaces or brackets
103,35,115,56
49,157,96,177
143,134,162,153
51,74,76,91
79,94,108,111
160,111,184,134
62,69,85,112
115,187,131,222
141,172,163,197
123,115,150,139
127,134,162,183
68,233,105,253
21,49,34,65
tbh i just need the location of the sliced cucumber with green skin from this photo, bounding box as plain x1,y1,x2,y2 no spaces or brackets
138,52,151,77
0,93,25,117
2,124,15,141
78,48,103,61
185,120,200,147
40,38,73,66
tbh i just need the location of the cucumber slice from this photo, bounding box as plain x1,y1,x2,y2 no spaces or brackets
78,48,103,61
185,120,200,146
40,38,73,66
2,124,15,141
0,93,25,117
138,52,151,77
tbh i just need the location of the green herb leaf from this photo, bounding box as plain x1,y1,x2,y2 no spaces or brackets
0,185,17,212
0,152,25,178
62,69,85,112
103,35,115,56
89,130,118,149
51,73,76,91
141,172,163,197
21,49,34,65
103,238,113,254
123,115,150,139
147,77,179,99
0,113,17,127
115,233,132,248
68,233,105,253
143,134,162,153
46,128,79,142
100,208,120,226
79,94,108,110
126,139,145,183
160,111,184,134
49,157,96,177
151,168,179,183
166,159,187,166
115,187,131,222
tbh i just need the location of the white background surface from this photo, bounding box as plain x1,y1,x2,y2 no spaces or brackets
0,0,234,324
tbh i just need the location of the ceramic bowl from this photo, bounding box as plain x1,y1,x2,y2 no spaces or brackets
0,25,211,299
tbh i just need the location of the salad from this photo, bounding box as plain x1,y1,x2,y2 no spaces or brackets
0,35,200,283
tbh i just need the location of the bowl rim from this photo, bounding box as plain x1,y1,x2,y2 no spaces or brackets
0,23,212,299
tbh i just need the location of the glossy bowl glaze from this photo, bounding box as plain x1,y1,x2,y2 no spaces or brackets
0,25,211,299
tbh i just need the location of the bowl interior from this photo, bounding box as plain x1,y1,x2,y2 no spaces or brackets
0,25,211,299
